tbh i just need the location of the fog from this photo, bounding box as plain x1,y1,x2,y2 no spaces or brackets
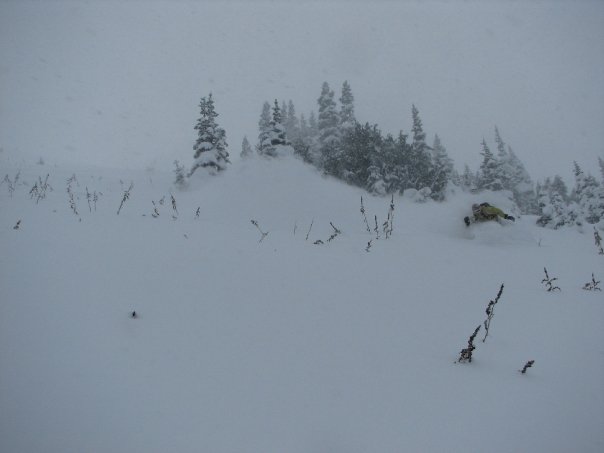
1,0,603,183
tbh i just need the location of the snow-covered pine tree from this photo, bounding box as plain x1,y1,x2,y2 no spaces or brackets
506,146,537,213
599,157,604,182
429,134,454,201
240,136,253,159
284,100,299,144
189,93,229,177
572,161,602,225
317,82,341,176
537,185,571,229
339,81,356,131
256,101,272,156
174,160,188,189
550,175,569,202
406,105,433,192
266,99,294,157
494,126,512,190
292,113,313,163
460,164,477,191
339,122,379,189
365,126,387,195
380,133,403,194
477,139,503,191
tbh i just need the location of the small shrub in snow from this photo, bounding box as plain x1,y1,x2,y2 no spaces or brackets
594,228,603,255
457,325,481,363
66,173,79,187
67,180,79,217
30,174,53,204
173,160,188,189
365,240,372,253
131,311,137,319
383,194,395,238
195,207,201,218
13,219,21,230
541,267,561,292
305,218,314,241
374,215,380,240
482,284,504,343
313,222,342,245
327,222,341,242
582,273,601,292
171,194,178,217
520,360,535,374
151,201,160,218
117,182,134,215
250,219,269,243
360,196,371,233
2,171,20,197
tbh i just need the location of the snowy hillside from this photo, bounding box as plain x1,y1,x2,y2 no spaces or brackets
1,156,603,453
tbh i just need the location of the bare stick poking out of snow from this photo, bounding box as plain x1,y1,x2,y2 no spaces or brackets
117,182,134,215
520,360,535,374
251,219,269,243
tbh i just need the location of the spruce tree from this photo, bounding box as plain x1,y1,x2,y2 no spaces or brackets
460,164,476,191
537,187,570,229
174,160,188,189
477,139,503,191
293,113,313,163
266,99,293,157
339,81,356,131
364,125,386,195
340,122,379,189
429,134,454,201
494,126,512,190
550,175,569,202
504,146,537,213
317,82,341,176
407,105,433,191
257,102,272,156
189,93,229,177
241,136,253,159
284,100,299,144
572,161,602,224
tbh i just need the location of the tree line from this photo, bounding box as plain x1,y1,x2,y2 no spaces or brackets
179,82,604,229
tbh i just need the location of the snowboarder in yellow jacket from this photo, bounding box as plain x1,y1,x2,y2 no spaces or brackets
464,202,515,226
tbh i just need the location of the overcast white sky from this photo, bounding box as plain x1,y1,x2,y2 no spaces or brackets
1,0,603,183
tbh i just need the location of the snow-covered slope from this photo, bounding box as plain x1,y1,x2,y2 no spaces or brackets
1,157,603,453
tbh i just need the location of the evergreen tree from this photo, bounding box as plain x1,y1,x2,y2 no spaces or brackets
572,161,602,224
363,125,387,195
537,187,571,229
494,126,512,190
407,105,433,191
550,175,569,202
174,160,188,189
339,122,380,189
281,100,288,125
256,101,272,156
460,164,476,191
599,157,604,182
240,136,253,159
266,99,294,157
477,139,503,191
270,100,287,145
189,93,229,177
293,113,313,163
429,134,454,201
305,111,320,165
339,81,356,131
284,100,299,144
317,82,341,176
